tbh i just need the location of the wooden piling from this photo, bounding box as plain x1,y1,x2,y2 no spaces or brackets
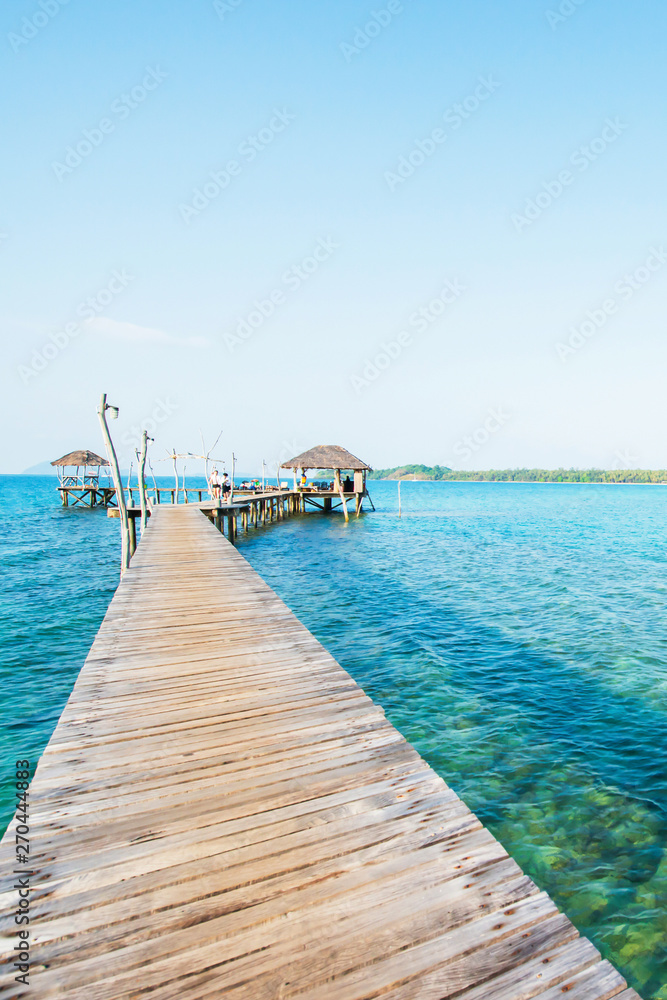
128,514,137,556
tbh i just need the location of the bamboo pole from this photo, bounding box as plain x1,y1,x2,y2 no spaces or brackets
276,464,283,518
200,430,210,490
230,452,236,505
334,469,349,522
97,393,130,576
171,449,179,504
148,458,159,503
138,430,151,532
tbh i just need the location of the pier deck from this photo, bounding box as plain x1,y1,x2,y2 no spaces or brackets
0,506,641,998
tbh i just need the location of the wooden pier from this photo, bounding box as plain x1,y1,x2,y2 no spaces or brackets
111,486,366,554
111,490,308,553
0,506,641,999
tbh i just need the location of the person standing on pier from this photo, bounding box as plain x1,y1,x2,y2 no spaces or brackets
222,472,231,502
209,468,222,501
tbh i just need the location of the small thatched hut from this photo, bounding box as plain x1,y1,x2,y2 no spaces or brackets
281,445,372,516
51,450,110,494
52,450,109,470
281,445,371,474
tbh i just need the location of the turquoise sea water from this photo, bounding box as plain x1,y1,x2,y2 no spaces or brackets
1,476,666,996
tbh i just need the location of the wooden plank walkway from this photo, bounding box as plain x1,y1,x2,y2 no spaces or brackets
0,506,642,999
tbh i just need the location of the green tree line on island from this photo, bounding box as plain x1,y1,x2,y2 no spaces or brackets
368,466,667,484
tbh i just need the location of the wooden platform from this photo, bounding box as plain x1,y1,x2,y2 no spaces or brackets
0,506,642,999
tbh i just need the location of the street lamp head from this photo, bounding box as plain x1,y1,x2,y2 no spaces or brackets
106,405,119,420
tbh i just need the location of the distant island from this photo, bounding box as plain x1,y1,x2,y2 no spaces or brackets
369,466,667,484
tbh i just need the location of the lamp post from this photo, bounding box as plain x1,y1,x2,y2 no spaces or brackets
97,393,130,576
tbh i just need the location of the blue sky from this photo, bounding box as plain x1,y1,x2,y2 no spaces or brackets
2,0,666,473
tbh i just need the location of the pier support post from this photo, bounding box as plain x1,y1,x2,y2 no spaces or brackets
128,515,137,556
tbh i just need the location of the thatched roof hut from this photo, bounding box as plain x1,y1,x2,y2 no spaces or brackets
281,445,371,471
51,450,109,467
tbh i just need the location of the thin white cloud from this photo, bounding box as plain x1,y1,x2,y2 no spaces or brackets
85,317,209,347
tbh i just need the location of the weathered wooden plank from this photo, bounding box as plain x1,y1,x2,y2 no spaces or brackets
520,960,630,999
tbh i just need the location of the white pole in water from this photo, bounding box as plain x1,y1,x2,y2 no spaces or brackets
98,393,130,576
171,447,179,504
398,478,402,518
262,460,266,493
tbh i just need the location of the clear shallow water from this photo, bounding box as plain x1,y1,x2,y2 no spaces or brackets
0,476,120,815
1,477,665,997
